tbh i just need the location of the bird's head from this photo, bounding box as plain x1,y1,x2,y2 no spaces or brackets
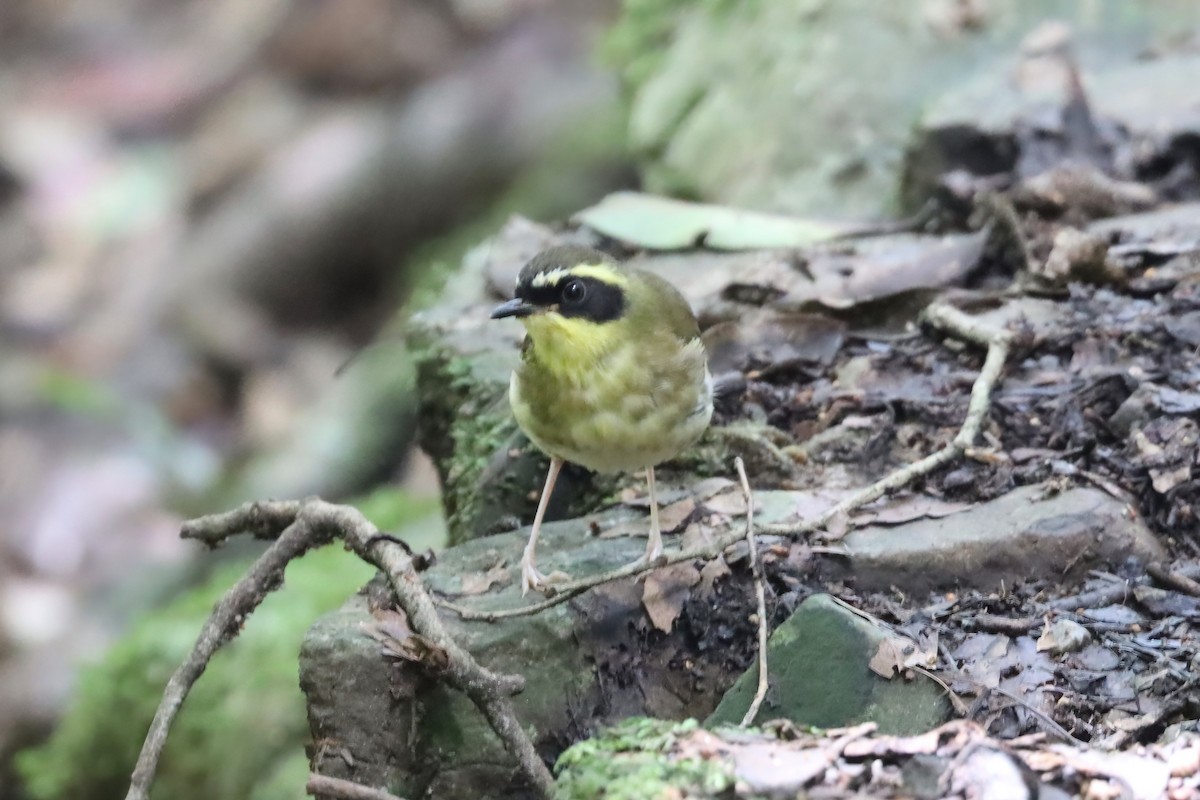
490,245,631,359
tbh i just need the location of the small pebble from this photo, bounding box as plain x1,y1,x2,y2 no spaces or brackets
1036,619,1091,655
1168,745,1200,778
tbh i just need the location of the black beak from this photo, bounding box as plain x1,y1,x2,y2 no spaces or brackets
490,297,534,319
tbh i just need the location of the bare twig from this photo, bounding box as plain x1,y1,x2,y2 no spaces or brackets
735,457,769,728
987,685,1081,744
909,665,970,715
306,773,406,800
128,499,553,800
1050,580,1137,611
442,302,1015,622
1147,562,1200,598
965,613,1041,636
126,517,331,800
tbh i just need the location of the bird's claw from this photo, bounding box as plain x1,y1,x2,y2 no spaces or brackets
520,551,569,596
644,538,664,565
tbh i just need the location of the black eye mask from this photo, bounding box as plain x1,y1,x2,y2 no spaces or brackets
518,275,626,323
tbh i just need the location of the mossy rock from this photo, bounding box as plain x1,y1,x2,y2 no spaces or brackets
555,718,733,800
606,0,1200,217
708,593,951,734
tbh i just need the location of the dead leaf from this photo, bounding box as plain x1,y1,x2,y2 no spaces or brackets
364,609,450,670
458,558,510,596
870,630,937,678
732,743,833,793
622,478,735,509
702,312,847,374
1150,463,1191,494
642,562,702,633
869,636,908,678
698,555,732,595
1044,747,1170,800
601,503,693,539
658,497,698,534
790,489,855,519
690,476,737,501
574,191,856,251
853,495,971,526
681,522,714,550
955,634,1012,689
823,510,851,539
598,518,643,539
704,490,748,517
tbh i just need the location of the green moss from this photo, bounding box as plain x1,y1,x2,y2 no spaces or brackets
413,344,517,543
15,546,374,800
604,0,744,88
555,718,733,800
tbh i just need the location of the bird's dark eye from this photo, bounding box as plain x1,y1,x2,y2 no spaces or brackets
561,279,587,305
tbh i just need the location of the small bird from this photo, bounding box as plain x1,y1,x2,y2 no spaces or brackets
490,245,713,595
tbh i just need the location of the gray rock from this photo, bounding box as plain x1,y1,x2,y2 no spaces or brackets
707,594,952,734
609,0,1200,217
822,484,1166,594
904,53,1200,212
300,509,762,798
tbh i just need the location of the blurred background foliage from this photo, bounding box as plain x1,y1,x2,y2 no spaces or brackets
6,0,1200,797
0,0,629,796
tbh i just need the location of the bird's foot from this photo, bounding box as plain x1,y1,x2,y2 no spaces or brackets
520,551,570,596
630,537,666,572
644,536,664,565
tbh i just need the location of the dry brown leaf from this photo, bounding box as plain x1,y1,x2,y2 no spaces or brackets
618,486,644,505
869,636,908,678
853,495,970,526
690,477,737,502
704,490,748,517
841,724,964,759
823,510,851,539
732,743,833,793
598,519,643,539
642,562,702,633
869,631,937,678
658,497,698,533
698,555,732,594
681,522,714,550
1150,464,1190,494
623,477,735,509
364,609,450,670
702,312,847,375
458,558,510,596
366,608,412,643
1046,747,1170,799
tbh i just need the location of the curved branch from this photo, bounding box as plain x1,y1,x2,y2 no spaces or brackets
128,499,553,800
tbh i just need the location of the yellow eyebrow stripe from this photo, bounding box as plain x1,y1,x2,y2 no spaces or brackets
568,263,629,288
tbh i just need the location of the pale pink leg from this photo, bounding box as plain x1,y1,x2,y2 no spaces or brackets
644,466,663,563
521,457,564,596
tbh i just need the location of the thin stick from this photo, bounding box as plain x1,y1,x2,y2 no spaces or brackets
306,773,406,800
1147,562,1200,598
736,457,769,727
441,302,1015,621
126,519,331,800
129,499,553,800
